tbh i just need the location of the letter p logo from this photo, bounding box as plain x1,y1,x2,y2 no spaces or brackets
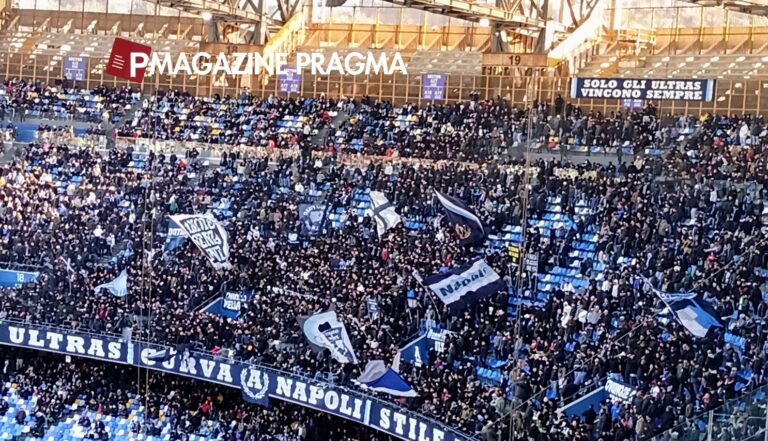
106,37,153,83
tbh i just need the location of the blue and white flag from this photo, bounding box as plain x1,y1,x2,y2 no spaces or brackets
423,259,505,309
298,311,358,364
434,190,485,245
93,269,128,297
164,219,187,252
399,335,429,367
367,191,401,237
642,276,724,338
201,290,253,320
367,298,380,321
355,360,417,397
299,203,329,236
169,214,231,270
662,293,724,338
399,327,453,367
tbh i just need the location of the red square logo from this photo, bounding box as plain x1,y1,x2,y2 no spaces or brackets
106,37,153,83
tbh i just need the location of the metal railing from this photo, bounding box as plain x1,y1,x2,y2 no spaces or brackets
649,384,768,441
0,317,478,441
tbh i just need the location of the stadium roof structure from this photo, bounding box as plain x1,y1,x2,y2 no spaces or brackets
4,0,768,108
683,0,768,15
582,54,768,80
147,0,286,26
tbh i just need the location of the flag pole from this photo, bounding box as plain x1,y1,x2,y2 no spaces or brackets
410,266,443,325
508,68,538,441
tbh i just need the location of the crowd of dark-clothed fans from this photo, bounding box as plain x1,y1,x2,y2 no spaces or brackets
116,90,768,166
0,348,394,440
0,86,766,441
116,90,334,147
0,79,135,123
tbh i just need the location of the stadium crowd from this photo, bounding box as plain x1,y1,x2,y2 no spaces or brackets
0,86,766,441
116,90,768,165
0,79,135,123
0,348,394,440
116,90,334,147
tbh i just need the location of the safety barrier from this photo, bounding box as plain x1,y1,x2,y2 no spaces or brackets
0,319,477,441
112,136,623,175
649,383,768,441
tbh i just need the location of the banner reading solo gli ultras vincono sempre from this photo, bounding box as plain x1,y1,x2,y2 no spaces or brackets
571,78,716,102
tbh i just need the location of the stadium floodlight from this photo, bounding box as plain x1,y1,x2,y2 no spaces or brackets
479,18,490,27
201,11,213,21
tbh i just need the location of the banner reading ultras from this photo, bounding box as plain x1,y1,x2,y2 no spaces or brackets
0,323,471,441
571,78,716,102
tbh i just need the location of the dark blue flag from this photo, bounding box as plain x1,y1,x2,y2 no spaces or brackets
434,191,485,245
164,219,187,252
299,203,329,236
423,259,506,310
201,290,253,320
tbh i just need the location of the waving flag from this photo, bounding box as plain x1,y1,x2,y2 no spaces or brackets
642,276,724,338
434,190,485,245
299,203,329,236
368,191,401,236
423,259,505,310
298,311,358,364
169,214,231,270
355,360,417,397
59,256,76,281
399,335,429,367
93,269,129,297
663,293,724,338
164,218,187,252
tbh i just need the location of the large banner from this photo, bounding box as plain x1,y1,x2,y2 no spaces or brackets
168,214,231,269
571,78,716,102
201,290,253,320
0,323,471,441
424,259,506,310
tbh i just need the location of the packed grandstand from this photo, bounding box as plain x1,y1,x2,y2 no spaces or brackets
0,75,762,441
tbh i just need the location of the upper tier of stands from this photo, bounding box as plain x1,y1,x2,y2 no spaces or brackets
582,53,768,80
